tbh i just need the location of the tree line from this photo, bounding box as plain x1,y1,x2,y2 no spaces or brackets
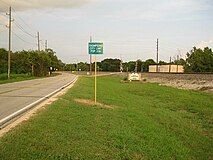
64,47,213,73
1,47,212,76
0,48,64,76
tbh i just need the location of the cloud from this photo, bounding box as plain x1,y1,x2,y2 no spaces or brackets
104,0,212,21
0,0,95,11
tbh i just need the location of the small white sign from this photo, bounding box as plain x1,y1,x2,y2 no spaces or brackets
128,73,141,81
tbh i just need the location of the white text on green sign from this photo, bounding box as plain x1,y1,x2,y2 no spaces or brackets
89,42,103,55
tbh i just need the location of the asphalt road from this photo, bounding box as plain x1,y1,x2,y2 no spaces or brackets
0,73,77,121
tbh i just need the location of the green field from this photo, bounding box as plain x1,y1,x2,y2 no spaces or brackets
0,76,212,159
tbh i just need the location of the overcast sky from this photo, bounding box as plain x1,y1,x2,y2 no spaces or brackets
0,0,213,63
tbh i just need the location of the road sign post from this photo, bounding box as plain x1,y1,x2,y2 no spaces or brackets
88,42,103,104
94,55,97,103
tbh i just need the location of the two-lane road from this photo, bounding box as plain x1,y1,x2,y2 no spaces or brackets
0,73,77,122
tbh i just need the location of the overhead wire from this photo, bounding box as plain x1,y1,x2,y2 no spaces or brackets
0,0,9,6
13,21,37,38
0,0,193,60
12,31,37,46
12,8,38,32
0,2,41,50
0,1,8,9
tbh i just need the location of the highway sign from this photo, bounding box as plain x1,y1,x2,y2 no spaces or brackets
88,42,103,55
88,42,103,104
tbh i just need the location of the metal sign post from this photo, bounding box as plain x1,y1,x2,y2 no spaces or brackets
88,42,103,104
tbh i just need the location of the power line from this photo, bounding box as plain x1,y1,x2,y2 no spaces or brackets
0,13,8,19
0,4,46,51
13,21,37,38
12,31,37,46
0,0,9,9
0,2,39,37
12,8,37,32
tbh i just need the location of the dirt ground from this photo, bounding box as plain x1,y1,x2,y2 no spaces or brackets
141,73,213,93
74,99,115,109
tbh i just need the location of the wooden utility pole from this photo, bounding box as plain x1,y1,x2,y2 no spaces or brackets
177,55,179,73
120,60,123,73
37,32,40,51
135,60,138,72
120,54,123,73
7,7,12,79
156,38,159,72
169,56,171,73
89,36,92,75
45,40,48,51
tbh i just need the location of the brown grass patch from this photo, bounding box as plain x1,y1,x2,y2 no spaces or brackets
74,99,116,109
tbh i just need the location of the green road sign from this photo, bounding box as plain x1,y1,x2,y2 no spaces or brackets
88,42,103,55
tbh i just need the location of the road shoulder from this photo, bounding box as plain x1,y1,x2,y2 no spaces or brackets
0,77,78,138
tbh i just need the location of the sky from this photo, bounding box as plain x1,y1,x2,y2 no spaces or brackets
0,0,213,63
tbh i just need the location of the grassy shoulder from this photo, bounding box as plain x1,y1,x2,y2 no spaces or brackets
0,73,35,85
0,72,60,85
0,76,212,159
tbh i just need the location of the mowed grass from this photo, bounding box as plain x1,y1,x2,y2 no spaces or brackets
0,73,35,85
0,73,60,85
0,75,212,160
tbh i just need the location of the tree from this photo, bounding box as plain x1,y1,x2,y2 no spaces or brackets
0,48,63,76
142,59,156,72
159,60,167,65
64,64,76,71
173,58,186,66
127,61,136,72
185,47,213,72
77,62,89,71
12,50,31,74
0,48,8,74
100,59,121,72
136,59,143,72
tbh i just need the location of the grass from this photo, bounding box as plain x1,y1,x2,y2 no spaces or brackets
0,73,35,85
0,75,212,159
0,72,60,85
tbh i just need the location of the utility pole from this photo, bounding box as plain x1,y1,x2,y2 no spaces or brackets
45,40,48,51
76,59,79,74
156,38,159,72
37,32,40,51
120,54,123,73
6,7,12,79
135,60,138,73
89,36,92,75
169,56,171,73
177,55,179,73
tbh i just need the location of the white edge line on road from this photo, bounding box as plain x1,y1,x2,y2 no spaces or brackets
0,76,78,128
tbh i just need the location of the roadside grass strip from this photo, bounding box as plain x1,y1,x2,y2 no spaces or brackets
0,74,35,85
0,75,212,159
